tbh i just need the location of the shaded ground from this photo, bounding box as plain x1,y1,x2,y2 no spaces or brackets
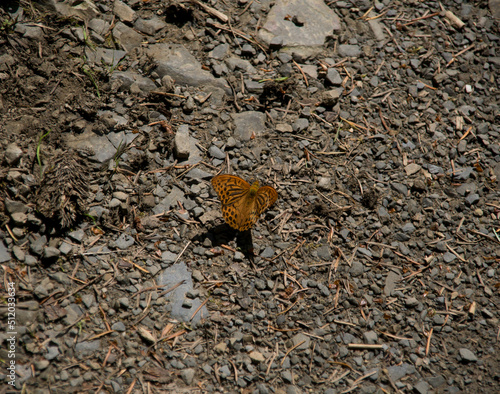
1,0,499,393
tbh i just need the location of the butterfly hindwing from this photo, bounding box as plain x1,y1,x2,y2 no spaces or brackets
255,186,278,214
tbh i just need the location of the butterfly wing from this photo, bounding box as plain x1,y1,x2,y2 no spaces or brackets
212,174,251,205
237,186,278,231
212,174,253,230
255,186,278,214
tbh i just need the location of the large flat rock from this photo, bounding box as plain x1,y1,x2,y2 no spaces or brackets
258,0,340,58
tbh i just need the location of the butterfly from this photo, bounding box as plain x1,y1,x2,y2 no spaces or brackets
211,174,278,231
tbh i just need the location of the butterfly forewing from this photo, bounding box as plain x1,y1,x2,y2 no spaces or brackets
212,174,251,206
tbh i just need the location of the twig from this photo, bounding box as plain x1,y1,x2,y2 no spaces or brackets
190,297,209,321
191,0,228,23
347,344,384,350
425,327,433,356
293,60,309,87
281,340,305,366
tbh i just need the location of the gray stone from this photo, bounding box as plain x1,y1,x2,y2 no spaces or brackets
387,362,415,381
154,186,186,215
219,365,231,378
452,167,473,180
292,333,310,349
357,247,372,257
64,130,137,163
225,56,256,73
443,252,456,263
25,255,37,266
112,22,142,52
414,380,431,394
10,212,27,225
113,0,136,23
43,247,61,260
260,247,275,258
490,0,500,18
30,235,47,256
209,43,230,60
112,322,126,332
427,374,446,388
391,182,408,196
465,193,480,205
110,71,157,93
180,368,195,385
34,360,50,371
363,331,378,344
456,182,477,196
325,68,342,85
4,143,23,165
459,348,477,362
276,123,293,133
81,294,95,308
0,241,11,263
338,44,361,57
405,163,421,176
316,244,331,260
349,261,364,277
292,118,309,132
232,111,267,141
258,0,340,58
401,223,416,233
162,251,178,264
134,17,166,35
281,370,293,383
12,245,25,261
147,43,226,88
175,125,191,159
115,233,135,250
405,297,419,307
85,47,127,68
158,262,208,327
44,0,99,20
14,24,44,40
428,164,444,174
208,145,226,160
34,278,53,298
5,199,28,214
185,168,213,180
45,346,60,361
88,18,110,36
384,271,401,296
249,351,266,362
68,229,85,243
75,340,101,354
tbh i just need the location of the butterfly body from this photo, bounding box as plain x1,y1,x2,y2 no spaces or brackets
211,174,278,231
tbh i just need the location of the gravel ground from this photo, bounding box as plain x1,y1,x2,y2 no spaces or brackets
1,0,499,393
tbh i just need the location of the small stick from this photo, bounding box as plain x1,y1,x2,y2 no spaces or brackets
445,243,466,262
190,297,209,321
443,9,465,29
425,327,433,356
402,11,439,26
281,340,305,366
191,0,228,23
347,343,384,350
293,60,309,87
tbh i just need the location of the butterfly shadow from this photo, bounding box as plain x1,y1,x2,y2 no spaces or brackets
201,223,256,262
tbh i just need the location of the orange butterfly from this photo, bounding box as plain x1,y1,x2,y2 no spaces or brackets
211,174,278,231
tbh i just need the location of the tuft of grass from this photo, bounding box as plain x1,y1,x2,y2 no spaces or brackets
81,65,100,98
